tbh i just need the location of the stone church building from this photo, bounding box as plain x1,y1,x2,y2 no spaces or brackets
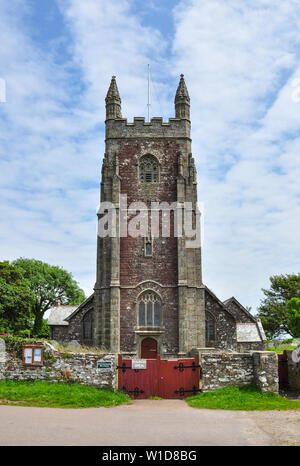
48,75,266,357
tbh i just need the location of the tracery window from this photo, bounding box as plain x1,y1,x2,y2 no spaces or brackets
138,291,161,327
205,312,216,342
139,155,159,183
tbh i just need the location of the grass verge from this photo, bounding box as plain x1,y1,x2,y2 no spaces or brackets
186,385,300,411
266,346,297,354
0,379,130,408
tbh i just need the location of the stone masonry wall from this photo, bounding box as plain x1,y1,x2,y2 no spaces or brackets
120,283,179,355
224,299,255,323
0,339,279,394
200,351,279,393
200,352,254,391
50,325,69,341
0,339,116,389
205,291,237,350
105,117,191,140
237,342,266,352
64,300,95,344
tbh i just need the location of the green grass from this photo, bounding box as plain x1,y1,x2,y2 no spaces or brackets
186,385,300,411
148,395,163,400
266,345,297,354
0,379,130,409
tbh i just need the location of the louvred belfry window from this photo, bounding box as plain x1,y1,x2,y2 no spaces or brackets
139,155,159,183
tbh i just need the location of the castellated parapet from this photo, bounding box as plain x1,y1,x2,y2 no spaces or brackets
105,117,191,140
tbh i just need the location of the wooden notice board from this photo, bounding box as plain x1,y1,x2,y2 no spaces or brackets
22,345,44,366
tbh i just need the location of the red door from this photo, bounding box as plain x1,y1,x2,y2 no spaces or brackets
141,338,157,359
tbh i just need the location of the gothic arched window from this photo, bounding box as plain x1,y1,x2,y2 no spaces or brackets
205,312,216,343
82,310,94,344
138,291,161,327
139,155,159,183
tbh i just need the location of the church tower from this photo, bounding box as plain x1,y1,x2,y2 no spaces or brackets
94,75,205,356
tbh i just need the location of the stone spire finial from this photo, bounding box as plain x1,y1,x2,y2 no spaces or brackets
175,74,190,120
105,76,122,120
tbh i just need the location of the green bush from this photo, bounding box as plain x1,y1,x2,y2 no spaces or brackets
1,334,44,358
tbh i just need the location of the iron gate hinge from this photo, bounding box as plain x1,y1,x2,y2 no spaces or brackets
175,386,202,396
121,386,145,396
174,362,201,372
117,363,132,373
117,363,140,373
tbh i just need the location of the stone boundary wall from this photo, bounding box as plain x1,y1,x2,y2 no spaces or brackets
287,349,300,391
0,339,117,390
0,338,279,394
200,351,278,393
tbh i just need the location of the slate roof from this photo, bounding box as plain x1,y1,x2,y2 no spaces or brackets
65,293,94,322
47,305,78,326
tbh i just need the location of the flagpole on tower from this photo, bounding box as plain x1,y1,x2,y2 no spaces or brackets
147,64,151,122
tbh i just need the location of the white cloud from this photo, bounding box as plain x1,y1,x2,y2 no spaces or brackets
172,0,300,310
1,0,300,316
0,0,169,298
57,0,169,121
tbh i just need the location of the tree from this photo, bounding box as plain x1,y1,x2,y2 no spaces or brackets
13,258,86,336
257,273,300,338
0,261,34,333
287,298,300,338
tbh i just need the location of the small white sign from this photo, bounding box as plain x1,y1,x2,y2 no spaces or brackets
132,359,147,370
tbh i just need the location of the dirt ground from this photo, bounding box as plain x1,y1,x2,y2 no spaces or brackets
248,410,300,446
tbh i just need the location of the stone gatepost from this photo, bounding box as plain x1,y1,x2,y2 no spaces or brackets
252,351,278,393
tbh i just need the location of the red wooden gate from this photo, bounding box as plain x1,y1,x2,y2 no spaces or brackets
158,354,200,399
278,350,289,390
117,355,159,399
118,354,201,399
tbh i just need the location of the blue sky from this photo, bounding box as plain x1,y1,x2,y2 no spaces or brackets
1,0,300,315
